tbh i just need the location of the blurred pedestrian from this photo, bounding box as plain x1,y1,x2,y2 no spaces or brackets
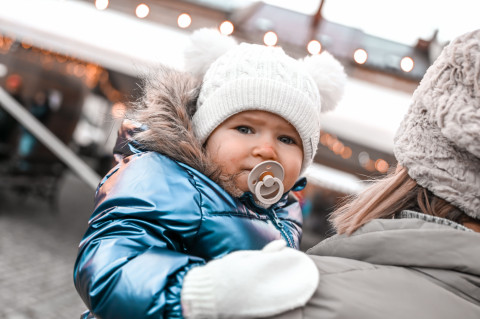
15,90,51,170
180,29,480,319
74,28,346,318
0,74,24,155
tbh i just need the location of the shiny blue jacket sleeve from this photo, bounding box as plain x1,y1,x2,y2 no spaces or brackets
74,153,206,318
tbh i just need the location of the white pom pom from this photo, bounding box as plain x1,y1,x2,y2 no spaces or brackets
184,28,238,78
303,52,347,113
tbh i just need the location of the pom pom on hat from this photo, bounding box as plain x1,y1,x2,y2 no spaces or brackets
185,28,346,173
302,52,347,113
184,28,238,78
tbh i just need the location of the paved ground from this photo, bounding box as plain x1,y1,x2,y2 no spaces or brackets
0,171,94,318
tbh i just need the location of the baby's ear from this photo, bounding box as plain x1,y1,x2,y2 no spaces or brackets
184,28,238,78
301,52,347,113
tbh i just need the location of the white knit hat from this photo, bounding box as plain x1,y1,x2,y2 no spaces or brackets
185,28,346,173
394,29,480,219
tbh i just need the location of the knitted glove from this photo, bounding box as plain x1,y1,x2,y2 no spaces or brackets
181,240,319,318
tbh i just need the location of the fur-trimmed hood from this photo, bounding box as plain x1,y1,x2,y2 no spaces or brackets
125,66,240,196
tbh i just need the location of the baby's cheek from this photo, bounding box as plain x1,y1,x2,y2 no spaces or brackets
221,155,241,172
234,174,249,193
284,163,302,190
214,157,238,177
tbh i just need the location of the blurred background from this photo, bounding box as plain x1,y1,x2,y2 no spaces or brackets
0,0,478,317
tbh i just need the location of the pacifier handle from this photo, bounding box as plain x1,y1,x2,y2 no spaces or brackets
254,175,284,205
247,161,285,206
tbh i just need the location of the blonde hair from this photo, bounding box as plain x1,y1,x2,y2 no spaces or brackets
329,165,468,235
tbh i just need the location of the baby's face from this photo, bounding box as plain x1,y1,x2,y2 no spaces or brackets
205,110,303,194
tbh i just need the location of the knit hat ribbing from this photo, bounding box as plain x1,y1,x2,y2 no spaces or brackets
186,29,346,173
393,29,480,219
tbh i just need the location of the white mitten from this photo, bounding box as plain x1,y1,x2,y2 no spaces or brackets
181,240,319,319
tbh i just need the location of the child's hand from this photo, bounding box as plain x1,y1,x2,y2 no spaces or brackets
181,240,319,318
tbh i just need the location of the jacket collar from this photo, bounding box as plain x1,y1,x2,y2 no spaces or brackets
397,210,473,231
125,66,240,195
308,210,480,277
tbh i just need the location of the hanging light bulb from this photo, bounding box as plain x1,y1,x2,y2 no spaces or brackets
400,56,414,72
136,3,150,18
307,40,321,55
219,21,234,35
177,13,192,28
353,48,368,64
95,0,109,10
263,31,278,46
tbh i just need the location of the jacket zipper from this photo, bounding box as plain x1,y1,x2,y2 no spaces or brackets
268,210,294,248
240,192,294,248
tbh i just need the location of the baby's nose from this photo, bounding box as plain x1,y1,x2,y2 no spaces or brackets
252,142,278,160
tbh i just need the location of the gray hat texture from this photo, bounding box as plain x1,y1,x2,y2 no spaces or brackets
394,29,480,219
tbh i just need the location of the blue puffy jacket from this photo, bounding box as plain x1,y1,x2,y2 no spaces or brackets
73,67,304,318
74,151,303,318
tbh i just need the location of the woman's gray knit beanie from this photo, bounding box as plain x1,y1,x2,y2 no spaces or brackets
394,29,480,219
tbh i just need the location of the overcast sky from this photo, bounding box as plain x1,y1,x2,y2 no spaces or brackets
264,0,480,45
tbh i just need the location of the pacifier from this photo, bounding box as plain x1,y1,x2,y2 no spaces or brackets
247,160,285,206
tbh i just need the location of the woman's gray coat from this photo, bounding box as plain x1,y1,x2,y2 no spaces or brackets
270,211,480,319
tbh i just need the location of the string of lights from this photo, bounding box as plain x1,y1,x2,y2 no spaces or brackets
0,33,124,104
93,0,416,72
319,131,390,174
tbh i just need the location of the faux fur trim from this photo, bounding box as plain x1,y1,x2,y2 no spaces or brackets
126,65,242,197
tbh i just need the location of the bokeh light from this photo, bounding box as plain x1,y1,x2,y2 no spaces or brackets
95,0,109,10
400,56,414,72
307,40,321,55
375,159,390,173
263,31,278,46
332,141,344,155
358,151,370,166
177,13,192,28
136,4,150,18
353,48,368,64
219,21,234,35
341,146,352,159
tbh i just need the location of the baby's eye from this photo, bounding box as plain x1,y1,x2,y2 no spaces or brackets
279,136,296,145
236,126,253,134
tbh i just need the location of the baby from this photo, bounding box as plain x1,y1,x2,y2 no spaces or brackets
74,28,346,319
